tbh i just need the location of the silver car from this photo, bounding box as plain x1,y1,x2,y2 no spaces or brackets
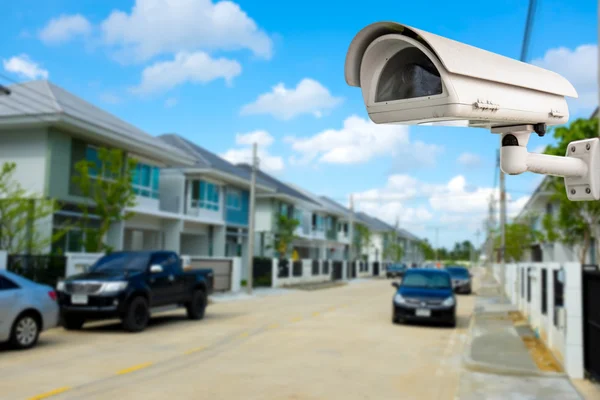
0,270,60,349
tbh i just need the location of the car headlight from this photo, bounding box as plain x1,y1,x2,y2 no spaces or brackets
99,281,128,293
56,280,65,292
394,293,406,304
442,296,455,306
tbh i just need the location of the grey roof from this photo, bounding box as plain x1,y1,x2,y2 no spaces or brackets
284,183,350,217
236,164,321,206
318,196,352,218
0,80,193,165
158,134,274,189
355,212,394,231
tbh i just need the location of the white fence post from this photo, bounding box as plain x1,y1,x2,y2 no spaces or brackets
342,261,348,280
65,253,104,277
0,250,7,270
231,257,242,292
564,262,584,379
271,258,278,288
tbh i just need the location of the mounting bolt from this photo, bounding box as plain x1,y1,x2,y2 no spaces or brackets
571,189,576,195
586,143,591,150
571,146,576,153
586,188,592,194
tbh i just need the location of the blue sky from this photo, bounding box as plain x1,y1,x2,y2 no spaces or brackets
1,0,597,248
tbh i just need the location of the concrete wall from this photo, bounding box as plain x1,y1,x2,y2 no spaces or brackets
159,170,186,214
254,198,273,232
0,128,48,195
272,258,338,288
494,262,583,379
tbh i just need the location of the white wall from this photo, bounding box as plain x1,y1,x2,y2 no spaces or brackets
160,170,185,213
370,233,384,262
0,129,48,195
254,199,272,232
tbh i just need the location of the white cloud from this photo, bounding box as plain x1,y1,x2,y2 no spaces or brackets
240,79,343,120
531,44,598,112
39,14,92,45
130,51,241,94
221,130,283,173
235,130,274,147
164,97,178,108
99,92,122,104
352,174,529,235
2,54,49,80
285,115,442,168
101,0,273,62
457,152,482,167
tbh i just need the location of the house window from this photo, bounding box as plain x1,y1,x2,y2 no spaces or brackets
86,145,114,180
293,208,303,221
132,163,160,199
192,181,220,211
546,203,554,216
226,189,242,210
52,228,86,254
280,203,289,217
313,215,324,231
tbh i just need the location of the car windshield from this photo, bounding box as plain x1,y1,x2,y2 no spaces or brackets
402,271,451,289
446,267,469,278
89,253,150,273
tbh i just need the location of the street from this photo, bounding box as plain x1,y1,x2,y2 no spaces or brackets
0,279,474,400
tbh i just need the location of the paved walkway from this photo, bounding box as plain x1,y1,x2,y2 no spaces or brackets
457,270,583,399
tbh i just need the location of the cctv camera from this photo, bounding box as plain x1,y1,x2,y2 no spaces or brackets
345,22,577,128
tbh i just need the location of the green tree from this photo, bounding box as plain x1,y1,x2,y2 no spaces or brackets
354,224,371,261
540,117,600,264
383,230,404,262
0,162,67,253
272,214,300,259
419,239,436,260
72,148,137,253
494,222,539,262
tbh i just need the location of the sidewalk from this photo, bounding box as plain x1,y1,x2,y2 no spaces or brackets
457,270,583,399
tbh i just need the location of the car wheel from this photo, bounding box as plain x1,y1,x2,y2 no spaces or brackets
122,296,149,332
63,315,85,330
10,313,40,350
186,290,207,320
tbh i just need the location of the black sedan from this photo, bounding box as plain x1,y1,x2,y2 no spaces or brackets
386,263,407,278
391,269,456,327
445,266,472,294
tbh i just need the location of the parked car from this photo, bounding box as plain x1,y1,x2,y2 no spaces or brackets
391,268,456,327
445,266,472,294
386,263,407,278
0,270,60,349
56,251,214,332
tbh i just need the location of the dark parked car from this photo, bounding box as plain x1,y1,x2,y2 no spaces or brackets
386,263,407,278
56,251,214,332
391,268,456,327
445,266,472,294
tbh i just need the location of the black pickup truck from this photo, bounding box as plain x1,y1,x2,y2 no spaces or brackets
56,251,214,332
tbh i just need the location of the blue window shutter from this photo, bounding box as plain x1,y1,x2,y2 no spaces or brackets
131,165,140,185
200,181,206,201
152,167,159,191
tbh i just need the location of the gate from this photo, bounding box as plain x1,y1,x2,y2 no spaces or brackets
373,262,380,276
311,260,319,276
189,258,232,292
582,265,600,381
350,261,357,278
527,267,532,303
322,260,330,275
7,254,67,287
253,257,272,287
278,259,290,278
292,261,303,277
332,261,343,280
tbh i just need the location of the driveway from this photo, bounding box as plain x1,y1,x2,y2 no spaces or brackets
0,280,475,400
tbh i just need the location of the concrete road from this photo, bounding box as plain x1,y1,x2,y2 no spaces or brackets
0,280,474,400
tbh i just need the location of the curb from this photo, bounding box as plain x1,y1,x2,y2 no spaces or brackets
461,313,567,378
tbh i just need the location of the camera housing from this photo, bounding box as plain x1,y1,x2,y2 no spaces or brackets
345,22,578,128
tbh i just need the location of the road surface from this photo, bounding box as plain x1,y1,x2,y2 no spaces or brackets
0,279,475,400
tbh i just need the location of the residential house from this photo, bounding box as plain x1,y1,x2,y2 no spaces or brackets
235,164,326,263
284,186,352,261
157,134,276,267
0,80,199,254
514,106,599,264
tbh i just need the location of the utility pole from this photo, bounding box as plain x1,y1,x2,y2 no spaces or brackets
499,146,507,295
246,143,258,295
348,194,355,262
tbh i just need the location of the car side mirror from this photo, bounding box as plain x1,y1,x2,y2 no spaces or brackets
150,264,163,274
391,282,400,289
